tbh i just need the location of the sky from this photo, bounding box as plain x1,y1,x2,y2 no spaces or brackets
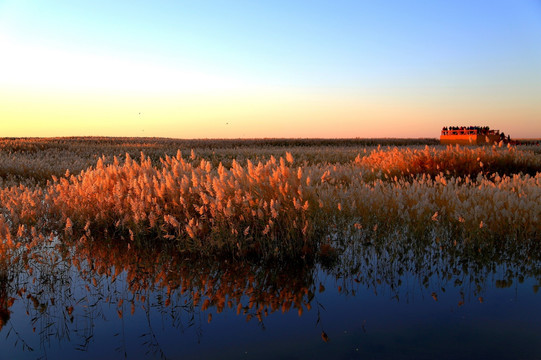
1,0,540,139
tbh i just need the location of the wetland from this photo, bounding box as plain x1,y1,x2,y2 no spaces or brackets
0,137,539,359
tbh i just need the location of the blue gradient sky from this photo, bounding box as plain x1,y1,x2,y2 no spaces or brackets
1,1,540,138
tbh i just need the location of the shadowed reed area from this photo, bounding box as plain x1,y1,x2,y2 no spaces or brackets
0,142,540,260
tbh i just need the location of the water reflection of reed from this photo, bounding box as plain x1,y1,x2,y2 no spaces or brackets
330,228,541,302
0,271,10,331
1,230,540,355
1,236,319,355
64,237,317,319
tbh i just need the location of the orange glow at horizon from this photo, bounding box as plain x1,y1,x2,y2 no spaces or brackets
2,86,540,139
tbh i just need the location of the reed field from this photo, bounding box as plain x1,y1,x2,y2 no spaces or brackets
0,137,540,261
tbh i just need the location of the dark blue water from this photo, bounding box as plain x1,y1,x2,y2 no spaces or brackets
1,234,540,359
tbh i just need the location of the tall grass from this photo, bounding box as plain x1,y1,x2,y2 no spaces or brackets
0,141,539,259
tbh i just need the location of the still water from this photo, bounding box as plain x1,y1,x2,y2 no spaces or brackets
1,233,540,359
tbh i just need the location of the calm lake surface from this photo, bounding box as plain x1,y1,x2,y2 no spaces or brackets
1,233,540,359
